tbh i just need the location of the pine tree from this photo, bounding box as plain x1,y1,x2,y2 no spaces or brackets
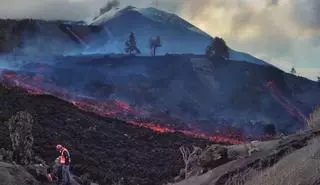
290,67,296,74
125,32,141,55
205,37,229,58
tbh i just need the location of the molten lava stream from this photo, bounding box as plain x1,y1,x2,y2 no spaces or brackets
1,70,243,145
265,81,307,124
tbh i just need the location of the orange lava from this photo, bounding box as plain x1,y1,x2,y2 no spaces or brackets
1,69,244,145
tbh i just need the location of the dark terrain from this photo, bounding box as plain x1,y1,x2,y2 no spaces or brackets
0,6,319,185
0,19,106,54
0,84,212,185
3,54,320,138
1,15,318,139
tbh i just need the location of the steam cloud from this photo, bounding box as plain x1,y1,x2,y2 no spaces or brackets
0,0,319,79
0,0,159,21
99,0,120,15
0,0,101,21
178,0,320,80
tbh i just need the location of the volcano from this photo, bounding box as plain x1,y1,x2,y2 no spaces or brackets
1,53,319,140
0,4,319,185
0,4,319,160
1,6,268,65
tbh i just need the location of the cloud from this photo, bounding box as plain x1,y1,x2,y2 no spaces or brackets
0,0,318,80
0,0,166,20
0,0,104,21
99,0,120,15
294,0,320,29
178,0,320,80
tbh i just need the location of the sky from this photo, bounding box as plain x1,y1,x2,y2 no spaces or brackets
0,0,319,80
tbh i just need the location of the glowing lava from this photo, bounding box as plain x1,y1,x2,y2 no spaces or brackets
1,69,244,144
265,81,307,124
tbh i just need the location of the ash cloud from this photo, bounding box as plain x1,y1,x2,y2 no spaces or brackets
0,0,175,21
0,0,99,21
294,0,320,29
99,0,120,15
0,0,318,79
178,0,320,80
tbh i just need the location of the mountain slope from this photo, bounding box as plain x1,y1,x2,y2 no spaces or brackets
3,54,319,138
0,6,272,66
0,84,211,185
229,49,269,66
0,19,107,56
90,6,211,55
89,6,270,66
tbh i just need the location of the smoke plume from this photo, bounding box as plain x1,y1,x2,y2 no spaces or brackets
99,0,120,15
0,0,318,79
178,0,320,80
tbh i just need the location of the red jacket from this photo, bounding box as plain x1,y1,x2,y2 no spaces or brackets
58,147,71,165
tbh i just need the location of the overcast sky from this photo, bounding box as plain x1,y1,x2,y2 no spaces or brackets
0,0,319,80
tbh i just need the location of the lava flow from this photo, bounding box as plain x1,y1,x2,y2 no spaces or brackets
1,69,244,145
265,81,307,124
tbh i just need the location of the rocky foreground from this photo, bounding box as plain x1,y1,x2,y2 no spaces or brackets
2,106,320,185
0,84,212,185
170,121,320,185
1,81,320,185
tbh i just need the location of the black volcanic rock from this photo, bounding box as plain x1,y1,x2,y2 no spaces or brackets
8,111,34,165
0,84,211,185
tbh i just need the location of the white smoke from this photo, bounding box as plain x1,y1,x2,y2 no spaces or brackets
0,0,97,21
0,0,168,21
0,0,319,80
178,0,320,80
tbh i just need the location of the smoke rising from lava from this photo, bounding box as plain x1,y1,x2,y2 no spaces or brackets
178,0,320,80
0,0,318,79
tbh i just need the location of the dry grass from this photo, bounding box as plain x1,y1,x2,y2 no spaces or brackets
307,137,320,173
245,159,306,185
170,136,320,185
307,106,320,130
224,169,254,185
243,137,320,185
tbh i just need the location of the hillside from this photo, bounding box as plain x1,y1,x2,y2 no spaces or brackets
170,120,320,185
0,4,319,185
0,84,212,185
2,54,319,139
0,19,107,56
0,6,271,66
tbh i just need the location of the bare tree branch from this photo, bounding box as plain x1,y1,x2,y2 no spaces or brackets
179,146,201,179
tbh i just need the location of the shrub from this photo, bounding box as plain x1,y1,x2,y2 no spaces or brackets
307,106,320,130
263,124,276,136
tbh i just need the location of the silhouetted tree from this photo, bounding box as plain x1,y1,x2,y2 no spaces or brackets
263,124,276,137
149,36,161,56
125,32,140,55
317,76,320,88
205,37,229,58
290,67,296,75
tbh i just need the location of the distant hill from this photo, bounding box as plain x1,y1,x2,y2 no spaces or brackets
90,6,270,65
0,6,271,66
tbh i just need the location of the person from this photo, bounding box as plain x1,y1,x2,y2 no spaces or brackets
56,144,71,185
